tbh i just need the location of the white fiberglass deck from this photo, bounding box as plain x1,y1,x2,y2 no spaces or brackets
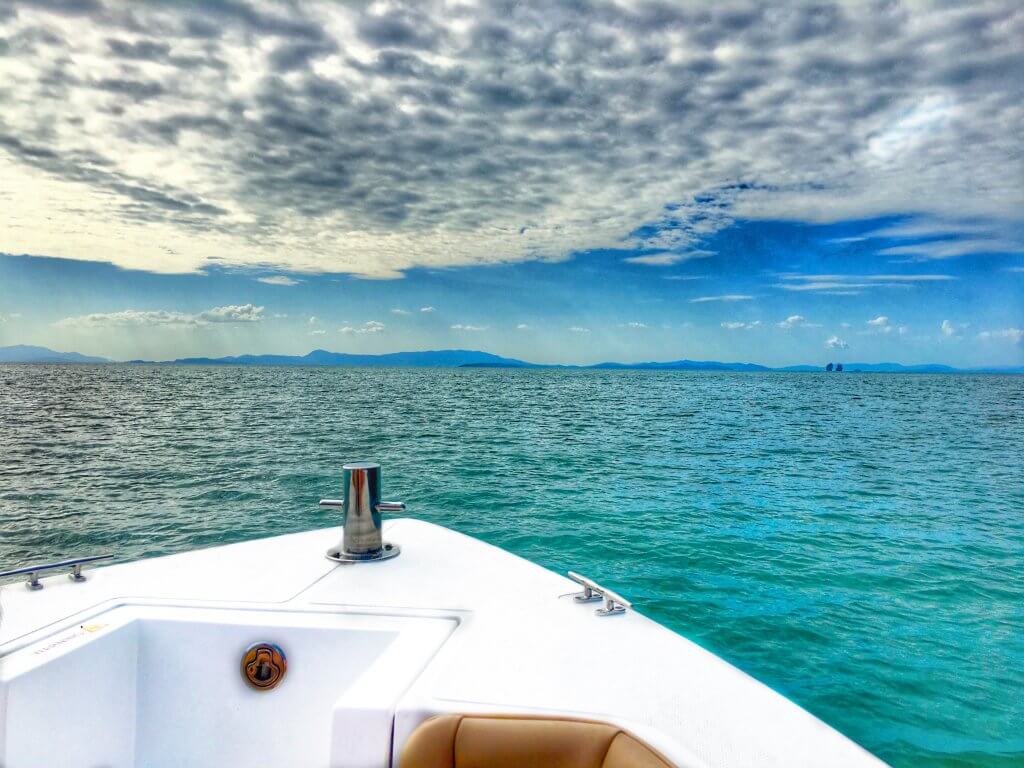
0,519,888,768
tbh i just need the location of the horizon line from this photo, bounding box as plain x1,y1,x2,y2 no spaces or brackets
1,343,1021,372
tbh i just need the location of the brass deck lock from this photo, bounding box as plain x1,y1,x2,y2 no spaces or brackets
241,642,287,691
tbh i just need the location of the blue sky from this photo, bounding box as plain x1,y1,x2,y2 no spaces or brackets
3,214,1021,366
0,1,1022,365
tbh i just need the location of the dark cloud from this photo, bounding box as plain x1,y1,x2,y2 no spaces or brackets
357,7,443,50
17,0,102,16
0,0,1021,277
106,37,171,60
268,38,337,72
93,76,165,100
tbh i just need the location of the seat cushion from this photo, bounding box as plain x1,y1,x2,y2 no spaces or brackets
400,714,673,768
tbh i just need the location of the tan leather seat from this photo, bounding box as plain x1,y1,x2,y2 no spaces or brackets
400,714,674,768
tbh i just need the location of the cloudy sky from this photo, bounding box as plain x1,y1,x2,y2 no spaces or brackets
0,0,1021,365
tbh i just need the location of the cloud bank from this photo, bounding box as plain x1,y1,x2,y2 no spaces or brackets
56,304,265,327
1,1,1022,279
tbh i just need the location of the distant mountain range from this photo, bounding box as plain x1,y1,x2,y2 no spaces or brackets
1,345,1021,373
0,344,109,363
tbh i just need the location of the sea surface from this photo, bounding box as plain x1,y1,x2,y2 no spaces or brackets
1,364,1022,767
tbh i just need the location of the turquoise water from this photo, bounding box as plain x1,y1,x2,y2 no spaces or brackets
1,365,1022,766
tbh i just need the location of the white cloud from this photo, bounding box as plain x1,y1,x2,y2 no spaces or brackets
1006,267,1024,273
568,326,590,333
311,329,326,335
721,321,761,330
308,316,317,325
977,328,1023,343
201,305,264,323
450,324,487,331
256,275,300,286
867,94,955,162
55,304,264,328
777,315,806,329
860,315,896,335
621,322,647,329
516,323,531,330
339,321,385,334
419,306,436,313
940,319,970,338
390,308,411,315
825,335,849,350
690,294,754,304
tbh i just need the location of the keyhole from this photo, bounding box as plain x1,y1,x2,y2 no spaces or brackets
256,661,272,681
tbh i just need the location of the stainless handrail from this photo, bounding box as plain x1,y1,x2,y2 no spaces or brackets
0,554,113,590
567,571,632,616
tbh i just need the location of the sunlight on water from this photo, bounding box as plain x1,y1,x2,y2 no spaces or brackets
1,365,1022,767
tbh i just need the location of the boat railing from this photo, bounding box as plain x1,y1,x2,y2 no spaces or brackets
0,554,113,590
566,571,632,616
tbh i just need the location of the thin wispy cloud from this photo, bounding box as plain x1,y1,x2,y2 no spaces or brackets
568,326,590,333
780,281,871,293
390,308,411,315
256,275,300,286
55,304,264,328
776,274,954,294
419,306,436,313
861,218,991,241
621,322,648,329
721,321,761,331
977,328,1023,343
690,295,753,304
879,240,1018,261
451,324,487,331
625,251,713,267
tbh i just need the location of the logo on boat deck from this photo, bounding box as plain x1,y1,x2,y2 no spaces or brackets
30,623,109,655
241,642,287,691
